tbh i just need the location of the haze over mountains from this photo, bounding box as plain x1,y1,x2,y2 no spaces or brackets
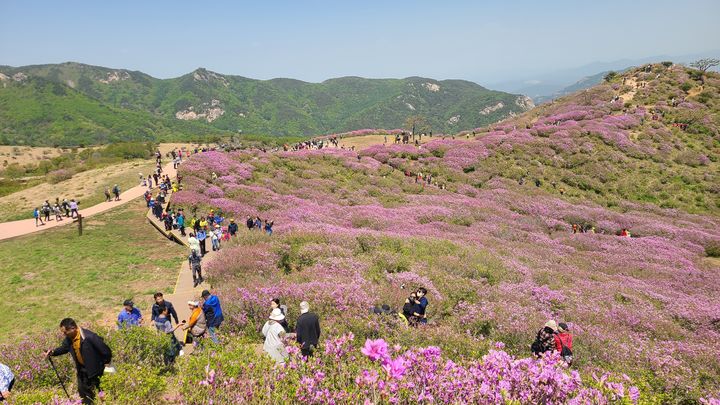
493,50,720,102
0,62,534,146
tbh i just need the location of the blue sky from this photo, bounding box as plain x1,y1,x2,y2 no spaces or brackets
1,0,718,84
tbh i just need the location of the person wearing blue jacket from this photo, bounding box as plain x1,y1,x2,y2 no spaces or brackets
202,290,224,344
196,229,207,255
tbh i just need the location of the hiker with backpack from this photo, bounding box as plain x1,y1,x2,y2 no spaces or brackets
104,187,112,202
246,216,254,230
531,320,558,356
44,318,113,404
189,250,203,287
554,322,573,366
188,233,201,256
112,184,121,201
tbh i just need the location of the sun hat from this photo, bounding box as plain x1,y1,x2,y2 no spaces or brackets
269,308,285,321
558,322,569,332
188,301,199,307
544,320,558,332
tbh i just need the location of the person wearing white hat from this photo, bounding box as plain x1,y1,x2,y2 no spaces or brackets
183,301,207,347
531,319,558,356
262,308,289,364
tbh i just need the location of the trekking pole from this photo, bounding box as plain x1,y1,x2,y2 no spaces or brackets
47,355,71,398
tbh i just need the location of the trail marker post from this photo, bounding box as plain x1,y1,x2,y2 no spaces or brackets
77,213,83,236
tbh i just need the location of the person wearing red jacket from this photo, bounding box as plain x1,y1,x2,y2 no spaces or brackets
554,322,573,353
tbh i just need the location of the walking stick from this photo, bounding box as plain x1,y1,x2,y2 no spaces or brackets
47,355,71,398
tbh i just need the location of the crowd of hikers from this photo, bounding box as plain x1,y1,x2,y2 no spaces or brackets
33,198,80,227
17,145,583,404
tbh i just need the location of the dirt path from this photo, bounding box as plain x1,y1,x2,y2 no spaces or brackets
145,202,220,352
0,161,177,241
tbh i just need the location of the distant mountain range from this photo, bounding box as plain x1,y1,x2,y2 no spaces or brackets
0,62,534,146
492,50,720,103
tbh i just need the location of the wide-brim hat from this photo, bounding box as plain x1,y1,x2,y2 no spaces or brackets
544,320,558,332
269,308,285,321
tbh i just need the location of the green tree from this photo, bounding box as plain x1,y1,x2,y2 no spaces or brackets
404,115,430,134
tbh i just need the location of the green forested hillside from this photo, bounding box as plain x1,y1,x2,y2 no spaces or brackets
0,62,533,145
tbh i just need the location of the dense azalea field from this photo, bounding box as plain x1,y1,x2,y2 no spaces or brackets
4,65,720,403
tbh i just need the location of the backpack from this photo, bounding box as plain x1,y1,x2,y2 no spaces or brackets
559,340,573,366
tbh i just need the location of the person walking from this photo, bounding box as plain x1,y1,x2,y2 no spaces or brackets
228,219,238,236
33,207,45,227
262,309,289,364
211,225,221,251
189,251,203,287
112,184,121,201
295,301,321,357
69,199,79,218
151,293,179,326
62,199,70,217
45,318,112,404
53,203,63,221
246,216,254,230
197,228,207,256
43,201,51,222
177,212,186,236
0,362,14,402
188,233,201,256
264,220,274,236
201,290,224,344
117,300,143,329
104,188,112,202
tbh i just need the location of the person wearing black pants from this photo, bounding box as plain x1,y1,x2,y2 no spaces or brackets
46,318,112,404
197,229,207,256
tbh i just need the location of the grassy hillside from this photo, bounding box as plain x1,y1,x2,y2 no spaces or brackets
2,64,720,404
453,63,719,215
0,199,183,343
0,62,532,145
0,75,227,146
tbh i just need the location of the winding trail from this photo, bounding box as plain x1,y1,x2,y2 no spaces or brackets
0,161,178,241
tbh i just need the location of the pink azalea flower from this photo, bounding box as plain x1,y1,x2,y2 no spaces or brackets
361,338,389,362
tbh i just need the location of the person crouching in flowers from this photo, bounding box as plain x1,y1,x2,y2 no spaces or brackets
262,308,289,364
531,320,558,356
183,301,207,349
